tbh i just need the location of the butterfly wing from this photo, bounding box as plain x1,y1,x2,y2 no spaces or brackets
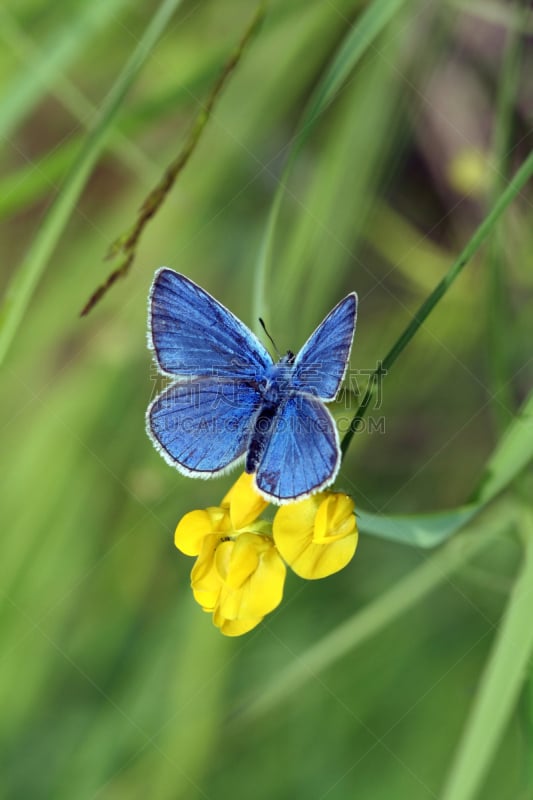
147,378,263,475
149,268,273,380
291,293,357,401
253,393,340,503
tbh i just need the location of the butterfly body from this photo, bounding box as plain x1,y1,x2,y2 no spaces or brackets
147,269,357,504
246,359,298,473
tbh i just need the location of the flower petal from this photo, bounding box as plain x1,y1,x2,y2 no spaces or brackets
222,472,268,529
217,533,286,620
286,532,358,579
175,507,230,556
213,608,263,637
191,534,223,609
272,496,319,564
241,541,286,618
314,494,356,543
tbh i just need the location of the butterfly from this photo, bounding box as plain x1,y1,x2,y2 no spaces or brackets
146,268,357,504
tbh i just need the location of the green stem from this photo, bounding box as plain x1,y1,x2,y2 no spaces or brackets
341,148,533,457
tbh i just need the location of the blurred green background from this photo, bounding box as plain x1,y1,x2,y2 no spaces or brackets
1,0,532,798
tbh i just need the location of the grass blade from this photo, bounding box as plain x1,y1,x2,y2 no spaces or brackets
0,0,131,141
341,148,533,456
0,0,183,368
474,387,533,504
295,0,408,153
252,0,411,326
440,506,533,800
486,5,527,431
2,6,156,182
80,0,267,316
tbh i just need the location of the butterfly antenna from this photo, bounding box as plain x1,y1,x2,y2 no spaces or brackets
259,318,280,357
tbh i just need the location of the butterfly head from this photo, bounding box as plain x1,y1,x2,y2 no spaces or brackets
281,350,295,365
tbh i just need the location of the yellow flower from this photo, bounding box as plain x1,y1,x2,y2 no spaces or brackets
175,473,285,636
174,474,359,635
273,492,358,579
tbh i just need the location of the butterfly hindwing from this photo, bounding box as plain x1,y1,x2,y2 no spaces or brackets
253,392,340,502
147,378,263,475
291,293,357,401
149,269,273,380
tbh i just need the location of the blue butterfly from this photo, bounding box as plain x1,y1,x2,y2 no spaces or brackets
146,269,357,504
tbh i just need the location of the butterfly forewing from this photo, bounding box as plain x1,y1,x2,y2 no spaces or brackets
149,269,273,381
290,293,357,401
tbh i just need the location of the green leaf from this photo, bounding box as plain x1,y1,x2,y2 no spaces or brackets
357,505,478,548
358,386,533,546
